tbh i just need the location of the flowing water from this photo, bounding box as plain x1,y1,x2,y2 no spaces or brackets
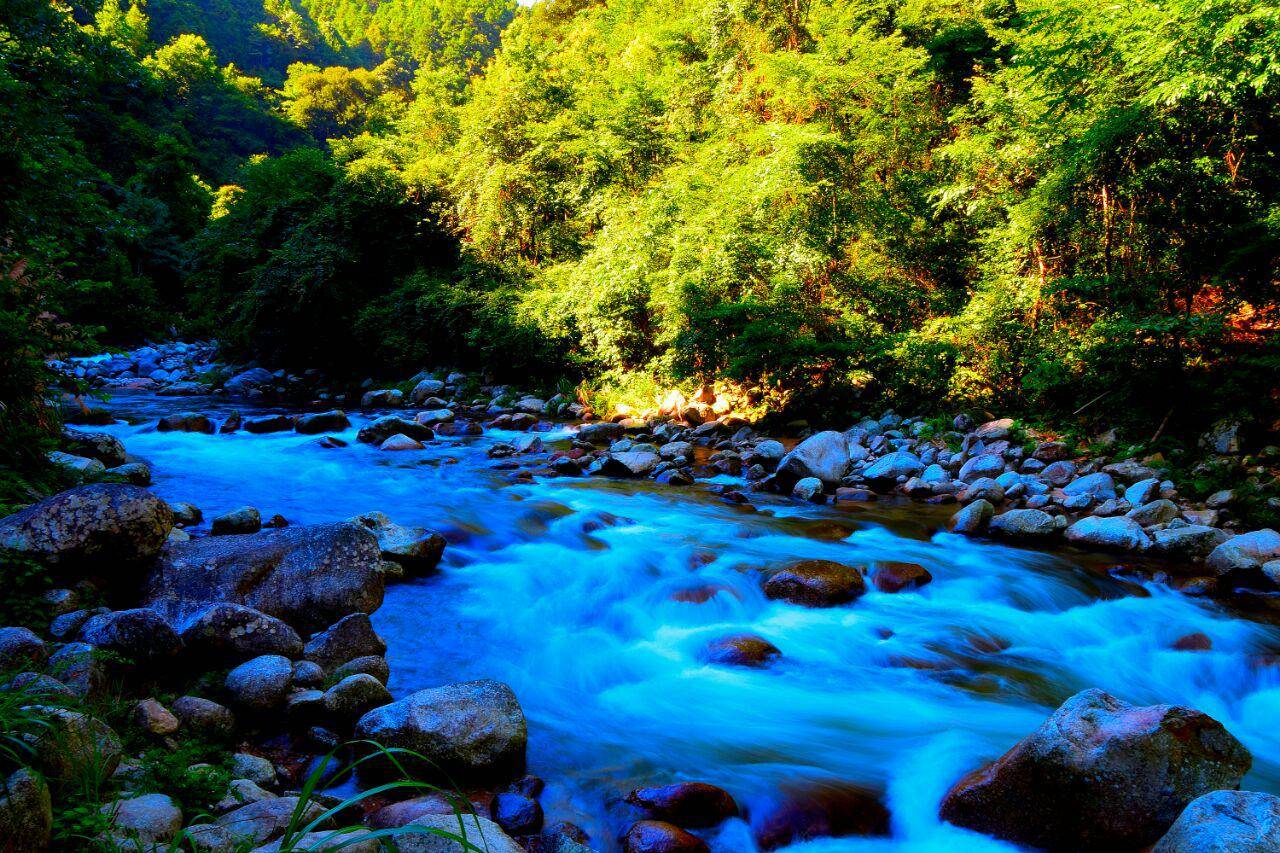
80,394,1280,852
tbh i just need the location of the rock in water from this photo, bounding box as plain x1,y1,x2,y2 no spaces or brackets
1154,790,1280,852
355,680,527,784
763,560,865,607
939,688,1251,850
1064,516,1152,551
0,484,172,571
775,431,850,485
294,410,350,435
144,522,383,634
351,512,446,573
628,783,737,828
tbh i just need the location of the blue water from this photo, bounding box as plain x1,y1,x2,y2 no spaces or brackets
81,394,1280,852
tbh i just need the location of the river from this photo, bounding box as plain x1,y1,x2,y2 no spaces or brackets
79,393,1280,852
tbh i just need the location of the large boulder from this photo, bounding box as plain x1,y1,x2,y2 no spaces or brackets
79,608,184,665
357,416,434,445
0,484,172,571
776,432,850,485
958,453,1005,483
1206,529,1280,575
1062,472,1116,500
598,452,661,478
862,451,924,484
1150,525,1231,561
223,368,274,398
397,814,524,853
178,603,303,664
763,560,865,607
303,613,386,673
988,509,1063,540
1064,516,1152,551
295,410,350,435
101,793,183,843
225,654,293,712
939,688,1251,850
62,430,126,467
409,378,446,404
29,707,123,781
0,769,51,852
627,783,737,828
351,512,446,573
144,522,384,634
157,412,215,434
1154,790,1280,852
355,680,527,784
948,500,993,535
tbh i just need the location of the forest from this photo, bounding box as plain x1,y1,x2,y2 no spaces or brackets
4,0,1280,488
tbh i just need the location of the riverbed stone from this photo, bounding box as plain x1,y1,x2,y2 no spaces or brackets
354,679,527,784
791,477,824,502
358,416,434,445
763,560,865,607
214,797,328,846
0,769,51,852
63,430,127,467
625,820,708,853
1063,472,1116,500
1065,516,1152,551
294,410,350,434
0,483,172,572
600,451,661,477
988,508,1063,539
332,654,390,684
29,707,123,780
172,695,236,739
211,506,261,535
225,654,293,711
132,698,179,735
323,673,392,722
352,511,446,572
46,641,107,700
750,785,889,850
872,562,932,593
178,603,303,664
398,814,524,853
157,412,215,433
939,687,1251,850
144,521,384,634
702,634,780,668
79,608,184,665
1150,525,1230,561
101,793,183,843
243,414,294,434
862,451,924,484
224,368,274,397
303,613,386,673
1153,790,1280,852
1206,529,1280,575
491,792,543,835
776,431,850,485
948,500,993,534
577,422,624,444
1040,461,1076,486
0,627,46,670
628,783,737,828
1126,499,1181,526
381,433,425,451
958,453,1005,483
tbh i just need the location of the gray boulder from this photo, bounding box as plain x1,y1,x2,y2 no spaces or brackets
1206,529,1280,575
212,506,261,535
409,379,446,404
355,680,527,784
989,509,1063,539
1065,516,1152,551
357,416,434,445
862,451,924,484
29,707,123,780
1063,472,1116,500
397,814,524,853
949,500,994,535
144,522,384,634
958,453,1005,483
0,484,172,571
178,604,303,664
776,431,850,484
225,655,293,712
294,410,350,435
1126,499,1181,526
323,673,392,722
224,368,274,397
63,431,126,467
213,797,328,846
303,613,386,673
101,793,183,843
157,412,215,433
79,608,183,665
173,696,235,739
0,627,46,670
1150,525,1231,561
350,513,446,573
1154,790,1280,852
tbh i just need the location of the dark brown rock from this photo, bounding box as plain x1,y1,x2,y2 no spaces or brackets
701,635,780,668
627,782,737,828
762,560,865,607
871,562,932,593
750,785,889,850
624,820,708,853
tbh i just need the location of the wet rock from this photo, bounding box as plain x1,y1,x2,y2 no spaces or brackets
702,634,780,668
63,430,127,467
172,695,235,739
368,793,460,828
1065,516,1152,551
79,608,183,665
763,560,865,607
1172,632,1212,652
750,785,890,850
1126,499,1180,526
145,521,384,634
1124,478,1162,506
1150,525,1230,561
382,433,426,451
107,461,151,485
212,506,261,535
948,500,993,534
988,509,1063,539
352,512,446,573
416,409,455,426
1206,529,1280,575
170,501,202,527
0,627,46,670
225,654,293,711
294,409,350,434
323,673,392,722
776,432,851,485
1063,472,1116,500
862,451,924,484
0,483,172,571
332,654,390,684
358,416,434,445
1154,789,1280,852
1040,461,1077,486
29,707,123,780
157,412,215,434
178,603,303,664
304,613,386,673
958,453,1005,483
243,414,294,434
791,478,824,502
355,679,527,784
48,451,105,477
399,814,524,853
939,688,1251,850
625,820,708,853
628,782,737,828
224,368,274,398
872,562,932,593
957,477,1004,504
600,452,661,477
0,769,51,852
101,793,183,843
221,411,243,433
578,422,625,444
492,791,543,835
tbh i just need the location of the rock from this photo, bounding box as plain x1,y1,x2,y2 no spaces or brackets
214,797,327,845
625,821,708,853
872,562,932,593
46,642,107,699
600,452,661,477
101,793,183,843
0,768,50,852
132,698,180,735
63,430,126,467
157,412,215,433
243,415,294,434
948,500,994,534
145,521,384,634
763,560,865,607
1032,441,1070,462
231,753,276,787
1206,489,1235,508
79,608,183,665
957,477,1004,504
29,707,122,780
776,432,850,484
989,509,1063,539
253,831,382,852
368,794,459,829
357,416,434,445
0,483,172,571
170,501,203,527
1200,419,1242,454
409,378,446,403
303,613,386,673
1124,478,1162,506
382,433,425,451
216,778,276,813
225,655,293,712
354,680,527,784
224,368,274,397
1172,632,1212,652
211,506,261,535
1040,461,1077,486
1065,516,1152,551
1063,472,1116,500
752,440,786,464
750,785,889,850
1127,499,1181,526
1150,525,1230,561
628,783,737,828
323,673,392,722
491,792,543,835
702,634,780,668
1206,529,1280,575
48,451,105,477
862,451,924,484
975,418,1014,439
351,512,445,573
416,409,455,426
958,453,1005,483
107,461,151,485
791,478,824,502
1154,790,1280,852
397,814,524,853
294,410,350,434
577,422,625,444
178,603,303,664
172,696,236,739
361,389,404,408
938,688,1251,850
220,411,243,433
0,627,46,670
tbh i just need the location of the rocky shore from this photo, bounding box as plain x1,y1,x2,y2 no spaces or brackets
13,342,1279,850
